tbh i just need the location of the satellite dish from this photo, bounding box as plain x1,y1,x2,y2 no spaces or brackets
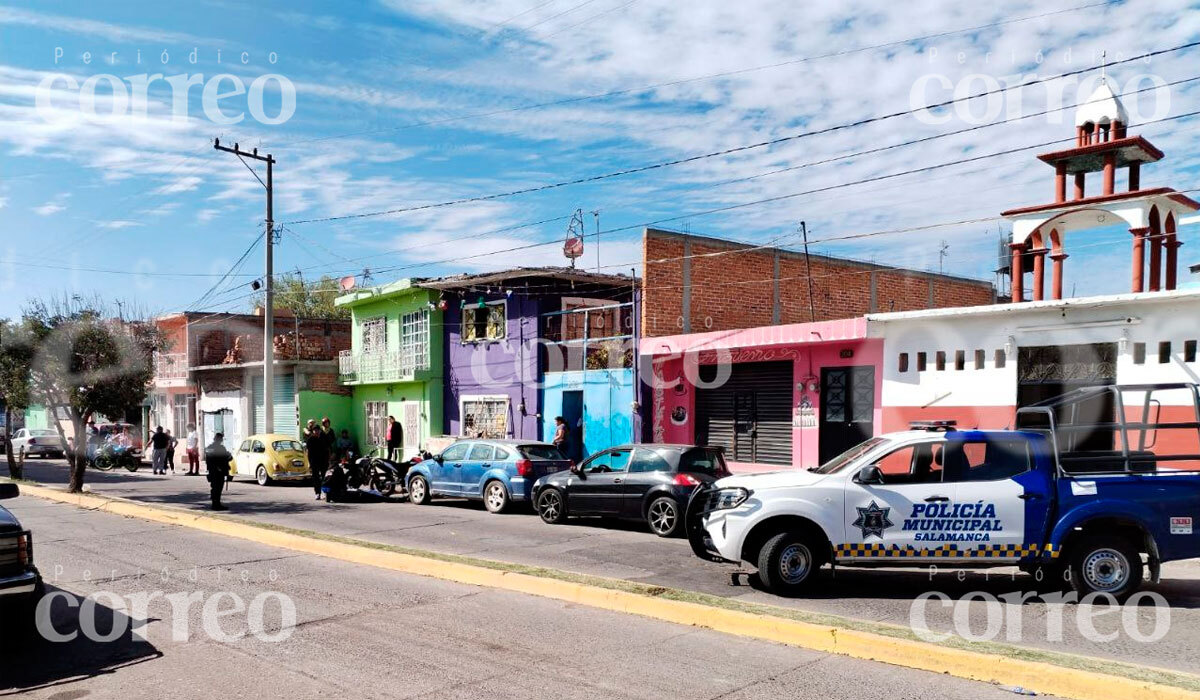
339,275,357,291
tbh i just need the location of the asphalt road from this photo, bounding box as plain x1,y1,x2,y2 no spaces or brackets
0,495,1058,699
14,458,1200,675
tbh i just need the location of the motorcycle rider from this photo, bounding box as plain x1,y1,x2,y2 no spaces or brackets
204,432,233,511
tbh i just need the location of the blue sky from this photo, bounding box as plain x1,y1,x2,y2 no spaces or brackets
1,0,1199,319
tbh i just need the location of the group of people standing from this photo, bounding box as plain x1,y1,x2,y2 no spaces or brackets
147,424,202,476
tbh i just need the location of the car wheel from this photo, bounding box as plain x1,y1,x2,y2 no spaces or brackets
408,475,431,505
537,488,567,524
757,532,821,595
256,465,272,486
483,480,509,514
646,496,681,537
1069,536,1143,602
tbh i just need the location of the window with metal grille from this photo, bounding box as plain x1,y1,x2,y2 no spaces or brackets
401,309,430,370
365,401,388,447
361,318,387,354
461,397,508,438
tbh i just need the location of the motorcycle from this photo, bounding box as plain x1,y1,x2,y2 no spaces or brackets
349,447,412,498
91,442,140,472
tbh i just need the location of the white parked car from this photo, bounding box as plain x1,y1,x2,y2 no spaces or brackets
9,428,66,459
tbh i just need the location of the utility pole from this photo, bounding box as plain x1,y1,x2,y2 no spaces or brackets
800,221,816,324
214,139,276,431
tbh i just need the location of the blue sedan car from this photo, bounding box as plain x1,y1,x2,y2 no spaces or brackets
406,439,571,513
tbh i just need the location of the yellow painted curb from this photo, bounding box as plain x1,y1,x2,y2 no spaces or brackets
17,482,1200,700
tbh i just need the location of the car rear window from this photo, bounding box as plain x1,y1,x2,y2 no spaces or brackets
679,448,728,476
273,440,304,452
519,444,565,461
33,430,57,437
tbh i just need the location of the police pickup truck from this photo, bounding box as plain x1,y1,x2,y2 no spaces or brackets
686,383,1200,600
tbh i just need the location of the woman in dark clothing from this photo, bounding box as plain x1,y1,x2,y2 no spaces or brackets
305,420,332,500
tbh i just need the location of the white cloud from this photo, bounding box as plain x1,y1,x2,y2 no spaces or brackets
95,220,142,230
33,200,66,216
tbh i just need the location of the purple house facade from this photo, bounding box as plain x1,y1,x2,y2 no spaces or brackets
423,268,638,449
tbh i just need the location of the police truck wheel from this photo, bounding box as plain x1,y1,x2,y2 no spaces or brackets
757,532,820,595
1069,536,1143,602
536,488,567,524
483,481,509,513
256,465,272,486
408,475,431,505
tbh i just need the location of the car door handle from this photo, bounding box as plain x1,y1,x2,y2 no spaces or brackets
924,496,950,502
1018,493,1044,500
481,463,491,468
613,478,623,484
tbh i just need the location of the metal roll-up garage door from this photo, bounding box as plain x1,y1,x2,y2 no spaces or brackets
696,360,793,466
252,373,296,437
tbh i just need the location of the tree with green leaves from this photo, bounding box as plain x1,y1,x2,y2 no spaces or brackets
0,320,34,479
253,273,348,319
21,297,163,492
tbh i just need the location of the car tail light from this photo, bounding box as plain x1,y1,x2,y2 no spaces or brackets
673,473,700,486
18,532,31,566
516,459,534,477
28,438,36,445
411,456,422,464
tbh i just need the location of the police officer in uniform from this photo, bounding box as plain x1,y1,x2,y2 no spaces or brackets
205,432,233,511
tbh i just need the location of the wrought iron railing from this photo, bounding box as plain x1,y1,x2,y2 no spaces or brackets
153,352,188,382
338,349,428,383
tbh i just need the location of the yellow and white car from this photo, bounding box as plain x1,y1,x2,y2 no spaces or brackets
232,434,311,486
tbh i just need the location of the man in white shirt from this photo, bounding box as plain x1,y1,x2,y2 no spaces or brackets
185,423,200,476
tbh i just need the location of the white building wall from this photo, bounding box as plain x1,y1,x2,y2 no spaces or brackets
869,290,1200,417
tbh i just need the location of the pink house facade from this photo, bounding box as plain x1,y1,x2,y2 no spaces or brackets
640,318,882,473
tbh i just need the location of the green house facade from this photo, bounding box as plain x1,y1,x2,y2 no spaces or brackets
334,279,444,459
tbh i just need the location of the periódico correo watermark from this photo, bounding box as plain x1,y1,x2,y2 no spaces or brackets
35,589,298,643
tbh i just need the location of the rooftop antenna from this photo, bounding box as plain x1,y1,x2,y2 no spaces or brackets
563,209,585,268
592,209,601,272
1100,49,1107,84
938,239,950,274
800,221,816,324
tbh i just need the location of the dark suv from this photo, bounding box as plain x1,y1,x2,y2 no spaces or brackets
0,483,43,626
532,444,729,537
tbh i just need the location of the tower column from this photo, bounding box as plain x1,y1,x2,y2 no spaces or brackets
1166,235,1182,291
1128,162,1140,191
1050,252,1068,300
1102,152,1116,195
1130,227,1148,293
1010,242,1026,303
1074,172,1085,200
1149,231,1163,292
1030,247,1048,301
1054,162,1066,203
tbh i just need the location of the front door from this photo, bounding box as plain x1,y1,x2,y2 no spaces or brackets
820,366,876,465
841,439,952,556
571,448,631,515
434,442,471,495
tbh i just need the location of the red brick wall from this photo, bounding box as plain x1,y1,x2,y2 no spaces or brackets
642,229,995,337
187,315,351,366
308,371,350,396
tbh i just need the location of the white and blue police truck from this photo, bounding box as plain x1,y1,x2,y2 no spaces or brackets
685,383,1200,601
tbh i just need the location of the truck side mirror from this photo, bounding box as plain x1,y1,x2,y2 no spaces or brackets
853,465,884,485
0,482,19,500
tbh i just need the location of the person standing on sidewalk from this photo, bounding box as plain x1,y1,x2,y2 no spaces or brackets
552,416,569,457
185,423,200,475
166,429,177,473
306,420,331,500
149,426,170,475
204,432,233,511
386,415,403,461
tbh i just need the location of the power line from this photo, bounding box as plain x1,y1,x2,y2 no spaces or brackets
282,40,1200,225
271,0,1115,149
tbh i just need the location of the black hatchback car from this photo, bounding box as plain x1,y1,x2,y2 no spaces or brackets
0,483,43,628
531,444,729,537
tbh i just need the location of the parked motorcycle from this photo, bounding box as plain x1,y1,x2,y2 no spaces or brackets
91,443,140,472
350,449,410,498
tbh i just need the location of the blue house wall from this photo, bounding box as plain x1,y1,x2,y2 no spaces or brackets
541,368,636,460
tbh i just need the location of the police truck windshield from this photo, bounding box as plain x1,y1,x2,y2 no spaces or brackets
809,438,887,474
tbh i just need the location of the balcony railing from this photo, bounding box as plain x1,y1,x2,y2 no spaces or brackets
339,349,428,384
153,352,188,382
